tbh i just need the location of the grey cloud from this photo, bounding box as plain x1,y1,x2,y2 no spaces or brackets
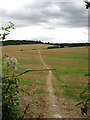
58,2,88,27
1,3,50,26
1,2,88,28
42,2,88,28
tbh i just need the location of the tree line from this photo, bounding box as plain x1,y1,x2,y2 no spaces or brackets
47,43,89,49
1,40,89,48
1,40,43,46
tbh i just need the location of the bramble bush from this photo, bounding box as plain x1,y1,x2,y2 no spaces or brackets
2,55,20,119
76,82,90,116
1,23,30,120
2,55,30,120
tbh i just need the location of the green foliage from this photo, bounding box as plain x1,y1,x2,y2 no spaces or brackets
2,55,30,120
2,40,43,46
2,56,20,119
76,82,90,116
1,23,30,119
0,22,14,41
85,1,90,9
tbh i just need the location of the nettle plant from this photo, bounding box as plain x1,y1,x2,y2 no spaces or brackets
1,23,30,120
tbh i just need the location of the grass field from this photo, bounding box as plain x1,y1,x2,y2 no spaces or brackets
41,47,88,101
2,45,88,118
2,44,50,118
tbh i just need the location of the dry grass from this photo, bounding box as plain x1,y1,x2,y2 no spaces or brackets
2,44,51,52
2,44,50,118
2,45,88,118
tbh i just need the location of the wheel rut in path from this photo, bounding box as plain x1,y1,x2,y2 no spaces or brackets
38,50,62,118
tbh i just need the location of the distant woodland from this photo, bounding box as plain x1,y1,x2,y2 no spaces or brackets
0,40,89,48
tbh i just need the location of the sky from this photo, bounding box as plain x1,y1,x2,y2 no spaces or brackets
0,0,88,43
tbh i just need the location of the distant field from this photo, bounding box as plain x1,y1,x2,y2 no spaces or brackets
2,45,88,118
2,44,51,51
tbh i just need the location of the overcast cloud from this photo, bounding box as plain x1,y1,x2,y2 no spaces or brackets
0,0,88,43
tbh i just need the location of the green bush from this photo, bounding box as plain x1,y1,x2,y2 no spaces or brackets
2,56,30,120
2,56,20,119
1,23,30,120
76,82,90,116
